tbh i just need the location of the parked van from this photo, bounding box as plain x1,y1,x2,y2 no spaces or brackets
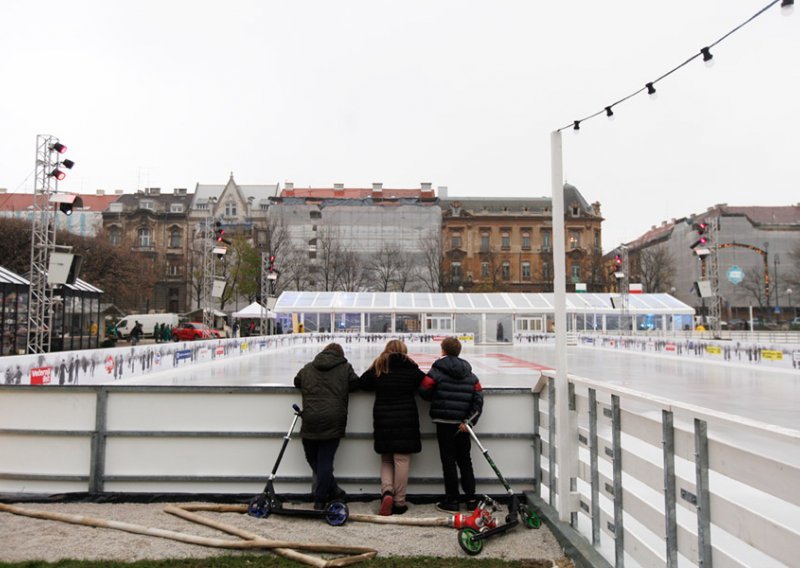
114,313,180,339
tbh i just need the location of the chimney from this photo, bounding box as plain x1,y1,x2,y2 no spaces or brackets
333,183,344,197
145,187,161,195
173,188,187,196
420,182,432,191
0,188,7,194
372,182,383,198
285,182,294,190
115,189,124,195
96,189,105,196
437,186,448,199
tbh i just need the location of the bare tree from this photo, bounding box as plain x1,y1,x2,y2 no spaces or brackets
631,245,675,293
280,244,315,291
316,224,343,291
393,250,417,292
338,251,369,291
739,265,770,309
367,243,401,291
417,229,443,292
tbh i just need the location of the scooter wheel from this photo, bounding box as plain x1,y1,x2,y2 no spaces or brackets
521,506,542,529
457,527,483,556
247,495,271,519
325,500,349,526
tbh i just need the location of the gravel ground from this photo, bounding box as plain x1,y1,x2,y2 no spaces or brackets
0,500,572,565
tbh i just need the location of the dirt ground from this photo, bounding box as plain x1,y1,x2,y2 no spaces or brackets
0,500,573,566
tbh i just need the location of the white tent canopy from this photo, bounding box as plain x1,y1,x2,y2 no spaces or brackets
232,301,274,319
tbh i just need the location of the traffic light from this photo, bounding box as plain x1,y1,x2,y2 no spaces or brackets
690,221,710,250
214,221,231,245
269,254,276,272
614,254,623,266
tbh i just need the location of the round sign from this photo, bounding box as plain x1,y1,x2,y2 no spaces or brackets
727,265,745,285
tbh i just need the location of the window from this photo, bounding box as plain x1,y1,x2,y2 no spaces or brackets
196,202,208,210
569,230,581,249
542,261,551,279
571,263,582,281
170,203,184,213
451,233,462,249
522,262,531,280
168,264,180,276
308,251,317,260
308,238,318,251
169,228,181,248
138,228,151,247
522,232,531,250
541,230,551,251
571,205,580,216
109,227,121,246
451,262,462,282
501,233,510,250
481,262,490,277
594,230,601,251
310,210,322,219
481,232,490,252
501,261,510,280
225,201,237,217
140,201,154,210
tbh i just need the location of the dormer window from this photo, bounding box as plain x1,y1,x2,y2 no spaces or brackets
571,205,580,217
170,203,184,213
140,200,155,211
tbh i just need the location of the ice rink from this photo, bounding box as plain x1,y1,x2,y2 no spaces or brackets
122,340,800,431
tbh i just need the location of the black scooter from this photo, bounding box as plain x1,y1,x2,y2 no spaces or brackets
247,404,349,526
456,422,541,555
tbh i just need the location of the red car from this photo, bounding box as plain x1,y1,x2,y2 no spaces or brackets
172,322,214,341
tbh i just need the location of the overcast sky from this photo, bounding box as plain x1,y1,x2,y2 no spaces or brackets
1,0,797,251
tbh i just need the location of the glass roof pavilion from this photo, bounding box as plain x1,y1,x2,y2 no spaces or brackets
273,292,695,341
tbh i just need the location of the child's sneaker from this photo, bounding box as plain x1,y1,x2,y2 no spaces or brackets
379,491,394,516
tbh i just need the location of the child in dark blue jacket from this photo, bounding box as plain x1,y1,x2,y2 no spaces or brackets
418,336,483,513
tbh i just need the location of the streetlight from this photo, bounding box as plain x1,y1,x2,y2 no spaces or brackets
787,287,795,318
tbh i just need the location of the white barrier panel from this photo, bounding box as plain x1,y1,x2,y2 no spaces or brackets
0,386,535,497
578,333,800,373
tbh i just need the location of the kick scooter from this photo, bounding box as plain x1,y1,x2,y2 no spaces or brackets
456,422,541,555
247,404,349,526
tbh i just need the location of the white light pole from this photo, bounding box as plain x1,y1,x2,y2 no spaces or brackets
550,130,576,523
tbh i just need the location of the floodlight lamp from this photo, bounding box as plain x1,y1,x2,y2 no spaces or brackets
59,203,73,216
51,142,67,154
62,159,75,169
50,169,66,181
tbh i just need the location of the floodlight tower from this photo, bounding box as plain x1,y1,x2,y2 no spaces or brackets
707,219,722,336
28,135,74,353
200,215,215,331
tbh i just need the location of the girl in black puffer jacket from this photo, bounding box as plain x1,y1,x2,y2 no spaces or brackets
359,339,427,516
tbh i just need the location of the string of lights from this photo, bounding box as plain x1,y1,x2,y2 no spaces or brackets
559,0,794,132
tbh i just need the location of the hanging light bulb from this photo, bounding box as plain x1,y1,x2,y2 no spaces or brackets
781,0,794,16
573,120,581,134
605,106,615,121
646,82,657,100
701,47,714,67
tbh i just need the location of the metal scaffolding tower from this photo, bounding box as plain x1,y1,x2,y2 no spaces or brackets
27,135,61,353
260,252,269,335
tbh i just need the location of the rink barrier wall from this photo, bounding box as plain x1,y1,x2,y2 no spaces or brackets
0,332,470,386
535,370,800,568
0,386,535,497
577,333,800,373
